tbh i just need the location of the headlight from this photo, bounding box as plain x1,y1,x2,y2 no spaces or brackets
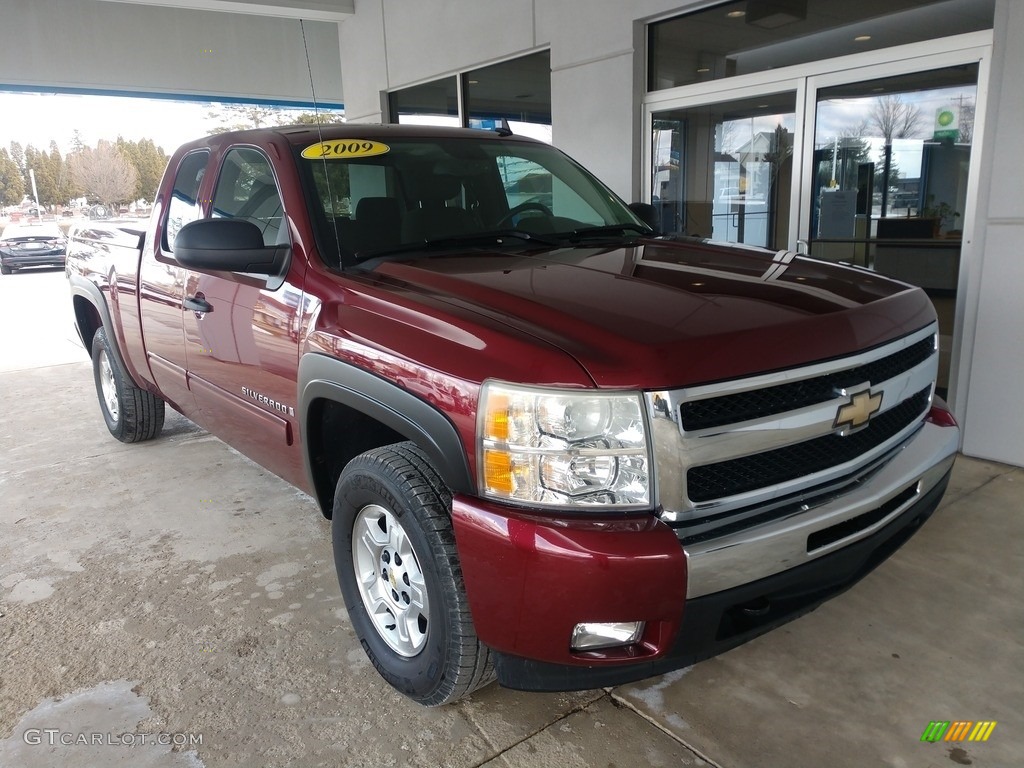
478,381,651,509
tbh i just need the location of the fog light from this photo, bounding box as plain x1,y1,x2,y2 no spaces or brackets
570,621,645,651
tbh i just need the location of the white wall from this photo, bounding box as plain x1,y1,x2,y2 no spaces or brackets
957,0,1024,466
338,0,699,199
0,0,343,104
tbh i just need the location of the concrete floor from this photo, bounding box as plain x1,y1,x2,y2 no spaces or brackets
1,270,1021,768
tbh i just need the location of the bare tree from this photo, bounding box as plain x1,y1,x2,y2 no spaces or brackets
957,99,975,143
870,95,924,142
69,140,138,208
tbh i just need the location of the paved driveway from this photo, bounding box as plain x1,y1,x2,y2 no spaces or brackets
1,269,1020,767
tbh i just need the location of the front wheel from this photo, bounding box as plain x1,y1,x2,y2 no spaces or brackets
332,442,493,705
0,264,12,275
91,327,165,442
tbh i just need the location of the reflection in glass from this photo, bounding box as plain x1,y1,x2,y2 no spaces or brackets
652,92,795,250
648,0,992,92
810,65,979,396
388,78,460,127
465,51,552,143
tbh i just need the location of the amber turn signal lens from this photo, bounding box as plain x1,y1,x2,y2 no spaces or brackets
485,394,510,441
483,448,514,495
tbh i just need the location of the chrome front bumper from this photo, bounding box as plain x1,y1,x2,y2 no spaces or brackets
682,419,959,598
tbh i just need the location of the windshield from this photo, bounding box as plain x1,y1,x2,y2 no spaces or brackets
296,136,647,267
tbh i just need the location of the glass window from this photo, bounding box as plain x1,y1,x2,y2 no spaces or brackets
649,0,993,92
297,136,641,267
163,151,208,252
808,64,979,397
388,78,459,127
388,52,552,142
465,51,552,142
652,92,796,249
495,154,604,225
211,148,287,247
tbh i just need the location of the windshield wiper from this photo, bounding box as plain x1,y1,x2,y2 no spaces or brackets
561,224,652,243
354,229,562,262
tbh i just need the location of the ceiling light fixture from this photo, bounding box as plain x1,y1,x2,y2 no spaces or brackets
854,35,871,42
726,10,746,17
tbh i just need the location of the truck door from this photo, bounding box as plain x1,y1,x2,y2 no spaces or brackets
139,150,209,415
182,146,306,487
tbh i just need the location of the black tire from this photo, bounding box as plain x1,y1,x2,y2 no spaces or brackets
332,442,494,705
0,264,12,275
91,326,165,443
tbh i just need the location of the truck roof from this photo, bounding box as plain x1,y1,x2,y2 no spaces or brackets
183,123,542,151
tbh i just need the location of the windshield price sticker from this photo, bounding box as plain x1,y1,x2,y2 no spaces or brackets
301,140,390,160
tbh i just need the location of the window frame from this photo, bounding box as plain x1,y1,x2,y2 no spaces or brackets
162,149,210,254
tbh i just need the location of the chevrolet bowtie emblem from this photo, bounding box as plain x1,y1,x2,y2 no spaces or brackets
834,388,883,433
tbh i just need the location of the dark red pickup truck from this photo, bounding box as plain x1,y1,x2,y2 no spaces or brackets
66,125,959,705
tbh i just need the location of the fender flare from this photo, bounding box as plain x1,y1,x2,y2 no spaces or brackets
298,353,475,496
68,273,136,385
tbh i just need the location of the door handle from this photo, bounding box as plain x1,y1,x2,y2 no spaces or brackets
183,295,213,314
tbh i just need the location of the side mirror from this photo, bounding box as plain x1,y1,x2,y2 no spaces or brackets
628,202,661,235
174,219,288,275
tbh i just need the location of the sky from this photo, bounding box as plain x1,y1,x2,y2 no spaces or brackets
0,91,338,157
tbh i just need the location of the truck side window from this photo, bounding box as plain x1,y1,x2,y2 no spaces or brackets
164,151,209,252
211,148,288,248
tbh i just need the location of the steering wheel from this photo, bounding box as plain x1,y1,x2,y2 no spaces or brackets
496,201,553,229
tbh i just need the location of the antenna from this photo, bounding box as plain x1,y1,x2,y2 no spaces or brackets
300,19,345,267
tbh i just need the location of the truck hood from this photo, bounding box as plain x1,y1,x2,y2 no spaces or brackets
367,240,936,389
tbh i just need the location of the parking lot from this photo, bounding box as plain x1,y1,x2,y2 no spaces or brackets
1,269,1021,767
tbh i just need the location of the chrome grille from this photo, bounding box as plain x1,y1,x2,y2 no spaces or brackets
645,323,939,535
687,387,930,502
679,337,935,431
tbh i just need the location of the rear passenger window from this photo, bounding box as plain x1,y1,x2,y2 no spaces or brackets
164,151,209,252
211,148,288,247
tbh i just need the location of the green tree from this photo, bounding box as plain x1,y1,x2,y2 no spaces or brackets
115,137,169,203
23,144,62,206
0,148,25,206
9,141,26,176
49,141,79,204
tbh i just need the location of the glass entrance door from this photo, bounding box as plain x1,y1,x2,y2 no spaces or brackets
646,42,987,400
808,64,980,396
651,90,796,251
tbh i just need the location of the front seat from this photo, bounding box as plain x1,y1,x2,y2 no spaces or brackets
402,174,478,242
355,197,403,253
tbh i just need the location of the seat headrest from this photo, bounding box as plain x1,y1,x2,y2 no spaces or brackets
356,196,401,222
410,174,463,206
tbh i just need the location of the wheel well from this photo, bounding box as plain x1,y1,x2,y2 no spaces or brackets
307,398,406,519
73,296,103,352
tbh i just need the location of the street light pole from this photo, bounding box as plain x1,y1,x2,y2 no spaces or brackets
29,169,41,221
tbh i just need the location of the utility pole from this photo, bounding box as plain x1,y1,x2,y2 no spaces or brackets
29,168,41,221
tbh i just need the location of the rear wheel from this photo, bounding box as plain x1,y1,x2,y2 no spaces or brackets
91,327,165,442
332,442,493,705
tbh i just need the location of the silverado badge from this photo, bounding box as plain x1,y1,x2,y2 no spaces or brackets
834,387,883,433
